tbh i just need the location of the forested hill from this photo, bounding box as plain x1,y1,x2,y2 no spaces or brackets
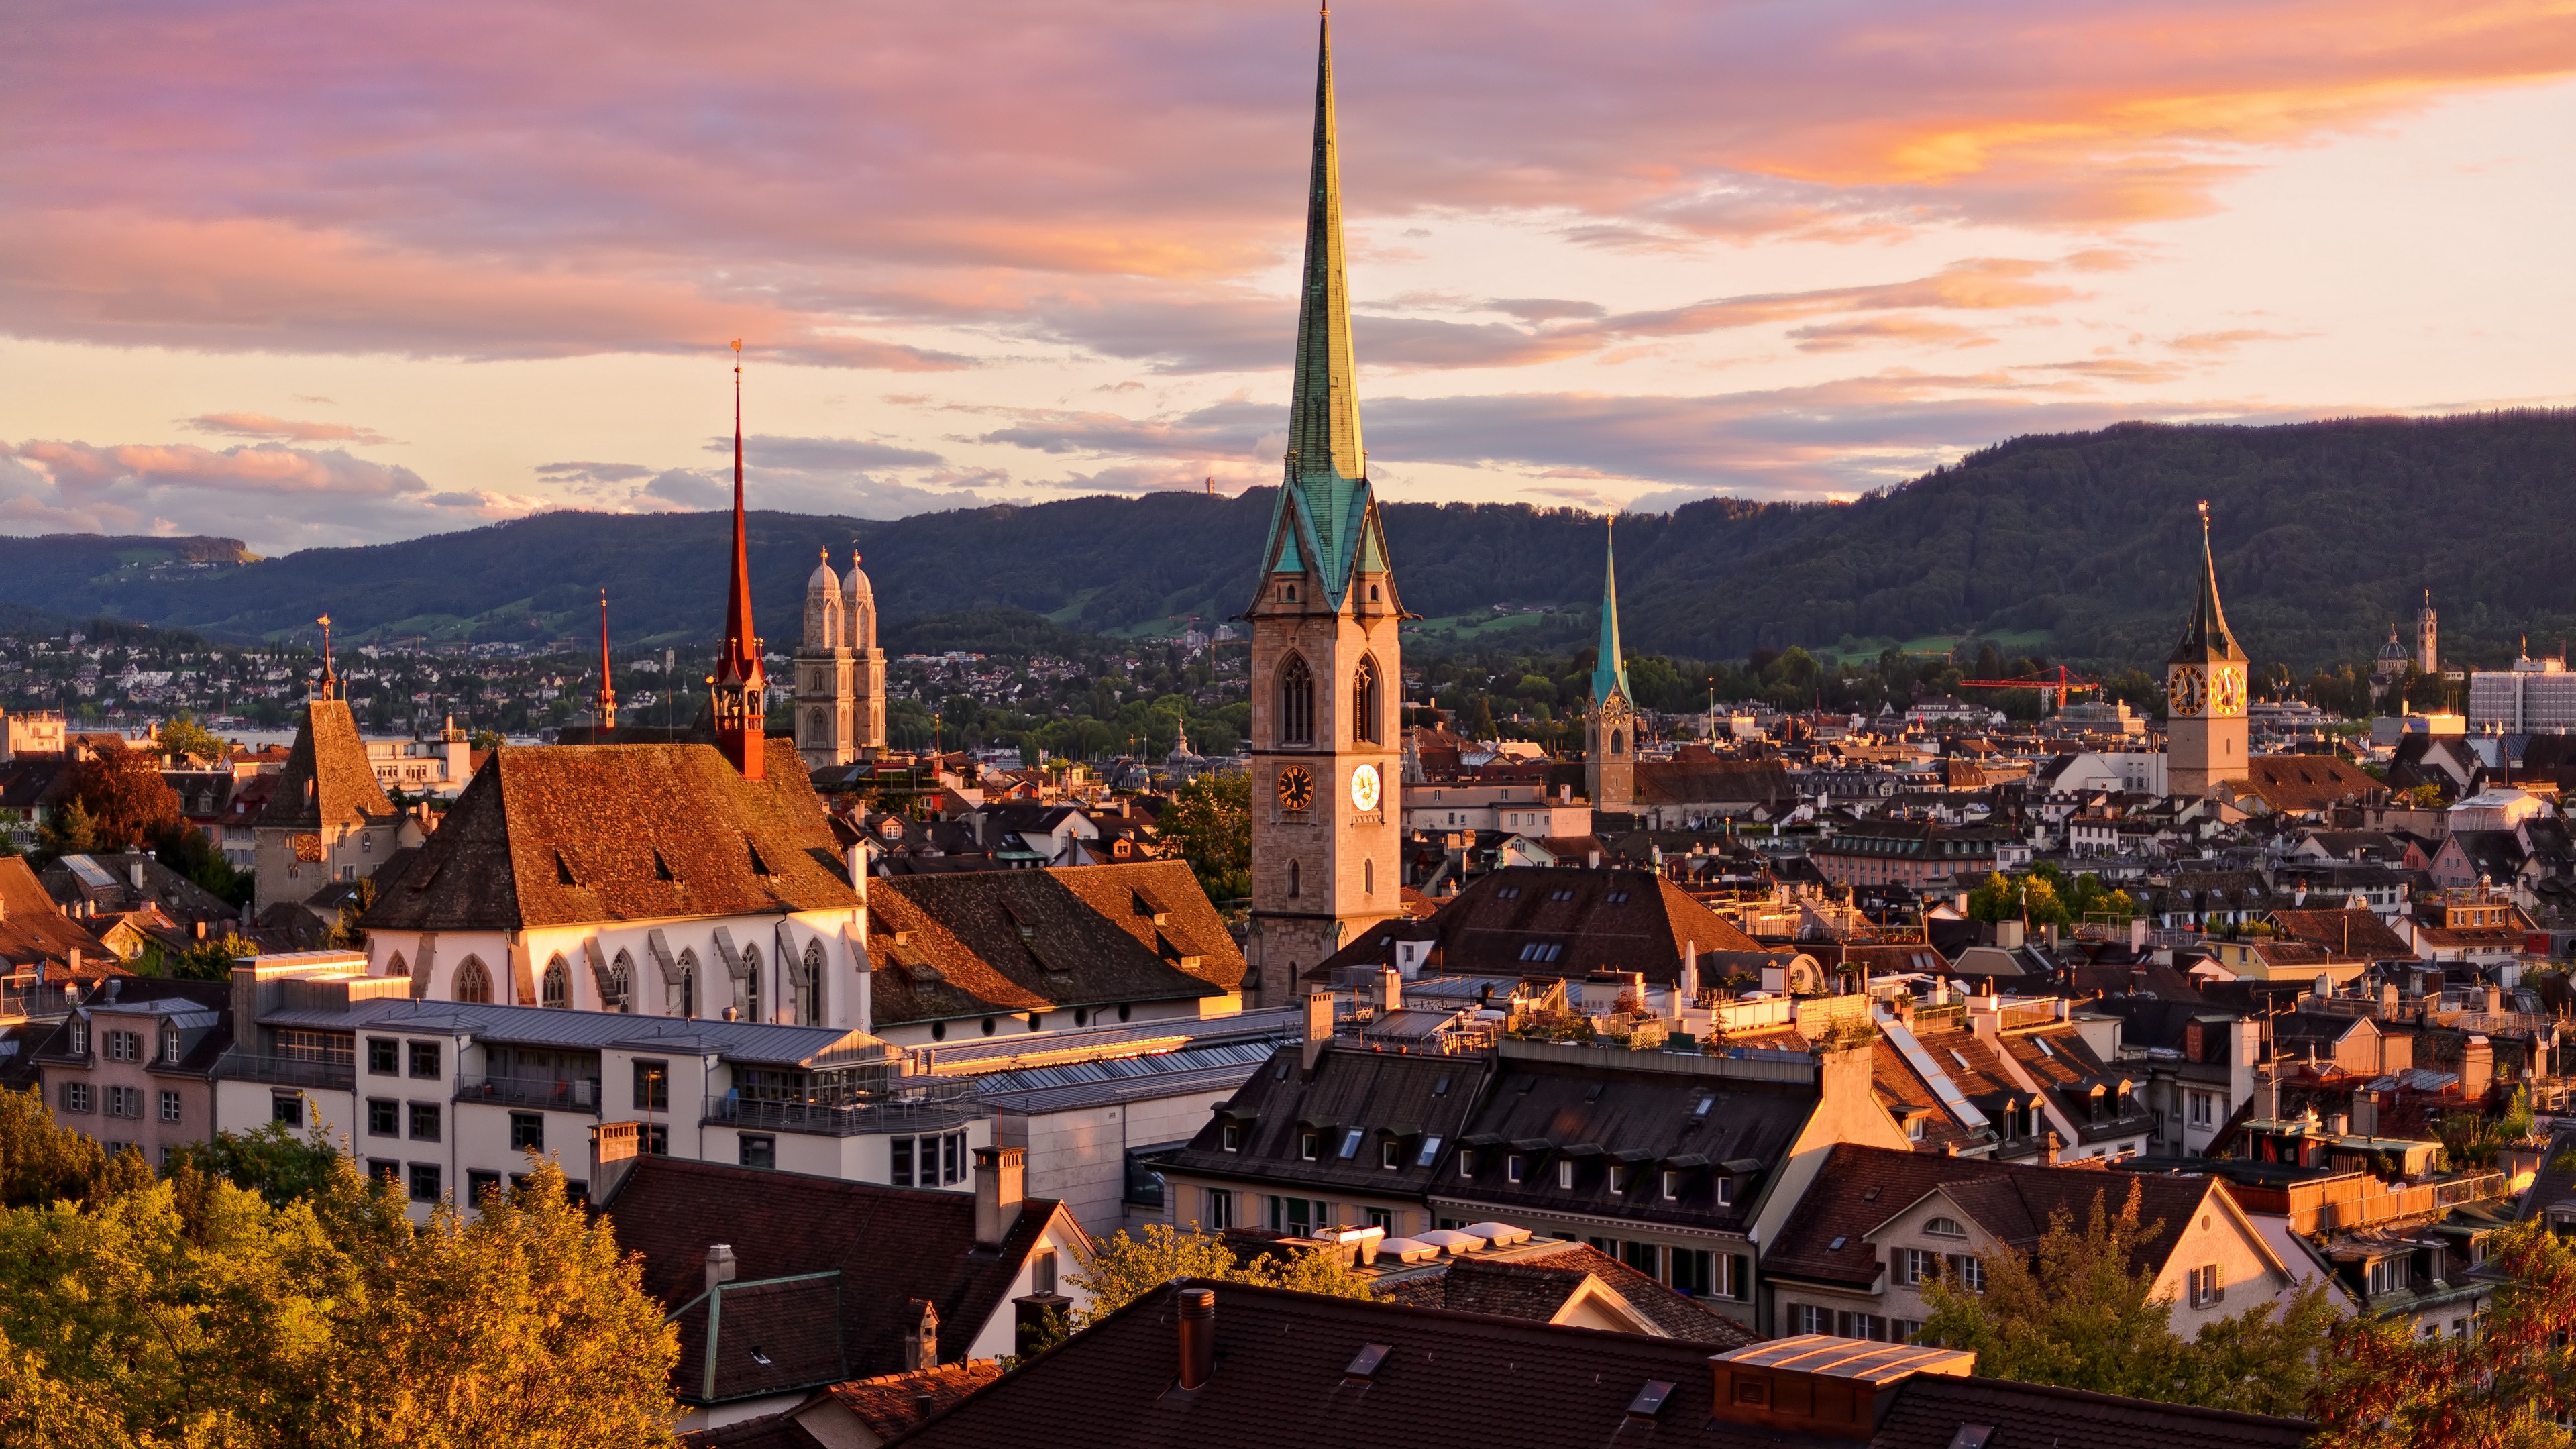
3,410,2573,673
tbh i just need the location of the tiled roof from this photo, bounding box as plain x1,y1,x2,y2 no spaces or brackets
1310,865,1758,984
256,699,392,830
1632,760,1792,808
2268,908,2413,959
1764,1143,2213,1289
826,1361,1005,1438
602,1156,1069,1401
1161,1042,1489,1197
2240,755,2382,814
1374,1241,1758,1348
866,861,1244,1026
0,857,110,970
894,1279,2309,1449
360,739,852,931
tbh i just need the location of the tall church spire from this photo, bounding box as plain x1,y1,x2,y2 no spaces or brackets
711,341,767,777
1260,9,1385,608
594,588,617,732
2168,499,2245,665
1592,516,1630,707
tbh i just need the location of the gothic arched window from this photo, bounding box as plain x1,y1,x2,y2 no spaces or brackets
798,942,824,1026
1287,859,1301,898
1611,729,1626,755
739,945,762,1022
1352,657,1382,745
608,949,634,1014
541,954,571,1008
674,951,698,1018
386,951,409,979
454,957,493,1004
1279,654,1314,745
1364,857,1375,895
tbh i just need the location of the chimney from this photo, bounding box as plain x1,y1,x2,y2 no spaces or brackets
2129,917,2147,952
590,1121,643,1205
2484,983,2502,1014
1303,987,1334,1072
195,920,208,941
847,843,872,1034
1994,920,2023,949
1678,940,1700,1005
1378,967,1402,1015
704,1243,738,1297
129,861,145,890
2044,922,2059,949
903,1299,941,1371
1176,1287,1216,1390
973,1145,1026,1249
2043,1131,2061,1166
2292,881,2307,908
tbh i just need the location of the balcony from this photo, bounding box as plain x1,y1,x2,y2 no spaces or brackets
0,984,81,1020
704,1079,987,1138
455,1075,600,1113
215,1053,356,1091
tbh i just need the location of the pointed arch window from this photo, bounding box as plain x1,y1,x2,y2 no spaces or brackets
1364,858,1375,895
541,954,571,1008
454,957,493,1005
1611,729,1626,756
798,941,825,1026
1287,859,1302,898
1352,656,1383,745
739,945,763,1022
608,949,635,1014
386,952,409,979
1279,653,1315,745
673,951,698,1019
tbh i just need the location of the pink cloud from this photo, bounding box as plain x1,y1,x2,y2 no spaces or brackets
184,411,390,444
1,0,2569,367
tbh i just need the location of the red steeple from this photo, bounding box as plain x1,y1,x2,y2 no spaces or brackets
712,341,767,777
594,588,618,732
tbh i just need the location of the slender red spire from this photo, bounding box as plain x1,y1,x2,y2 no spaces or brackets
594,588,618,732
712,340,766,777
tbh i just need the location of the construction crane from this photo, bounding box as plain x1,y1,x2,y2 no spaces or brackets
1955,665,2100,710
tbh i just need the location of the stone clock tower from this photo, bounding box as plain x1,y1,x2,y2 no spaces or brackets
1244,11,1404,1008
2166,501,2250,798
1586,519,1635,815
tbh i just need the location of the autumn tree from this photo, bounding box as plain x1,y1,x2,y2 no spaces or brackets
58,747,184,851
2310,1218,2576,1448
1919,1178,2337,1416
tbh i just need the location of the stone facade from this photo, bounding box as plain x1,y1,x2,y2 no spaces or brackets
794,551,887,769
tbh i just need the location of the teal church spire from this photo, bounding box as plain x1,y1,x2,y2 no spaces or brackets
1593,517,1630,707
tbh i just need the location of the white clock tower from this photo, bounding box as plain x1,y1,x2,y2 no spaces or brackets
2166,500,2249,798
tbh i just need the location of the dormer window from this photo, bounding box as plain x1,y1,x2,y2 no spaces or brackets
1221,1123,1242,1152
1557,1159,1575,1189
1609,1165,1629,1193
1281,582,1299,603
160,1021,182,1064
1381,1139,1401,1171
1301,1131,1320,1161
1661,1169,1681,1201
1507,1155,1525,1183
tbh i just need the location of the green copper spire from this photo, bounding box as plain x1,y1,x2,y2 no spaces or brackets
1593,516,1630,706
1258,9,1379,607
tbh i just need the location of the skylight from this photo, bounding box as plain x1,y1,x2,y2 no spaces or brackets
1339,1128,1364,1159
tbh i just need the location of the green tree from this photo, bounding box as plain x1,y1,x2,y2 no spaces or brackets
158,714,224,763
0,1085,153,1210
1919,1179,2334,1414
468,728,504,753
166,1119,345,1209
36,798,99,859
2310,1218,2576,1448
1065,1222,1379,1332
1158,773,1250,902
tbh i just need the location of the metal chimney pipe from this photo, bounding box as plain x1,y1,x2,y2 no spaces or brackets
1177,1287,1216,1389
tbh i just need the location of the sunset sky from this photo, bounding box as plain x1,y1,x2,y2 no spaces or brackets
6,0,2576,555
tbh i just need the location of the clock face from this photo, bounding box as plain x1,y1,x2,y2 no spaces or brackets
2208,665,2245,718
2167,665,2206,716
1276,765,1315,811
1350,763,1382,812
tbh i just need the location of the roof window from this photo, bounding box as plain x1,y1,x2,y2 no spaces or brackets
1338,1128,1364,1160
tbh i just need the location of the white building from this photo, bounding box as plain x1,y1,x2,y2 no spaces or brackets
2468,653,2576,733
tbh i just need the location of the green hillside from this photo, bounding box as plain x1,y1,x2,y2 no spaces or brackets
3,410,2573,675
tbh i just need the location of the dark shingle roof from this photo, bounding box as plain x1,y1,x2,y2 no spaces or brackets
865,861,1244,1026
1311,865,1758,984
893,1279,2310,1449
602,1157,1070,1401
1373,1241,1759,1348
361,738,852,931
1161,1043,1491,1196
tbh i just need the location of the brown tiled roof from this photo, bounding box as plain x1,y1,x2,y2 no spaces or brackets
826,1361,1005,1438
895,1279,2310,1449
1632,760,1792,808
1311,865,1758,984
866,861,1244,1026
0,857,112,970
2268,908,2412,959
1998,1026,2155,1145
601,1156,1071,1403
256,699,392,830
1764,1143,2213,1289
360,738,852,932
2239,755,2383,814
678,1415,821,1449
1375,1241,1759,1348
